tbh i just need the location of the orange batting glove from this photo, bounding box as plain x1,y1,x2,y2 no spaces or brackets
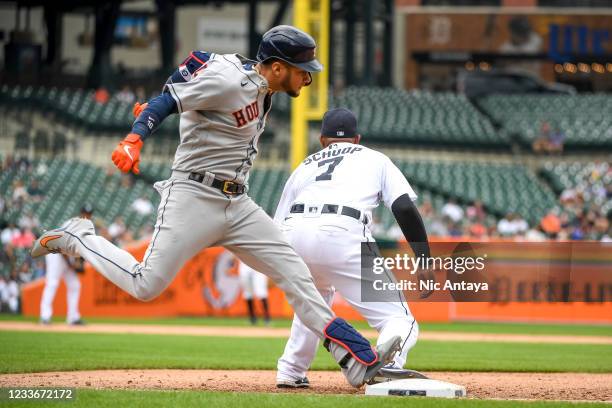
111,133,143,174
133,102,148,118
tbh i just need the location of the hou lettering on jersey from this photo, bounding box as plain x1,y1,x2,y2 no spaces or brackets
232,100,260,128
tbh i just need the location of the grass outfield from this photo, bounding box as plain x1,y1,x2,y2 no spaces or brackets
1,314,611,336
1,389,610,408
0,331,610,374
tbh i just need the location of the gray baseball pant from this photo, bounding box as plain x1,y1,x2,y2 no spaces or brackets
65,173,335,339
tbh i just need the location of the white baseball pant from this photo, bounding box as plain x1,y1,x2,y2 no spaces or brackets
238,261,268,300
277,213,418,382
40,253,81,323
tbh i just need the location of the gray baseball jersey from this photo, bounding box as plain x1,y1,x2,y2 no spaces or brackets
165,53,271,184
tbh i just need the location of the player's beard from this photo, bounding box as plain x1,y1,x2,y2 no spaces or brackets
281,74,300,98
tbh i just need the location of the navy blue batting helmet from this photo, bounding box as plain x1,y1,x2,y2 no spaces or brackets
257,25,323,73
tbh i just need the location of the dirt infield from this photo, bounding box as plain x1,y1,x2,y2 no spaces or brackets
1,322,610,402
1,321,610,344
1,369,611,402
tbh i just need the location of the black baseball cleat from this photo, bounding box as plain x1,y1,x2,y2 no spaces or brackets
69,319,86,326
276,377,310,389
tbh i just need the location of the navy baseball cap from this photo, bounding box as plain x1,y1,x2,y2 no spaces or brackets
321,108,358,138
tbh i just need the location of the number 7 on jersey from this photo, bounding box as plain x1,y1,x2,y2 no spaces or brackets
316,156,344,181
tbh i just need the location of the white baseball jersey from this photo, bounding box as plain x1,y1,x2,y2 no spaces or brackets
274,142,417,226
165,53,271,184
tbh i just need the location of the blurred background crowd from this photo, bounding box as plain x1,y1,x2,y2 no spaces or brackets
0,0,611,314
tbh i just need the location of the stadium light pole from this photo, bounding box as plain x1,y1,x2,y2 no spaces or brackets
291,0,330,170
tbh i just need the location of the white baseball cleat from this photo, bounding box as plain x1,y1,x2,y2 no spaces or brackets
31,217,94,258
361,336,403,385
342,335,402,388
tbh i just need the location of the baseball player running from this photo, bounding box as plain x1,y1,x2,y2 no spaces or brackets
274,108,430,388
31,25,400,388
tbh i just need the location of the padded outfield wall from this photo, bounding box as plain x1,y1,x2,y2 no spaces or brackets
19,240,612,324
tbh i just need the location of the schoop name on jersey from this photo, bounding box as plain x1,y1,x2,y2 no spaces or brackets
303,145,362,165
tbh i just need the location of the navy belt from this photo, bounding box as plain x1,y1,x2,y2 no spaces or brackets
188,172,246,195
290,204,366,223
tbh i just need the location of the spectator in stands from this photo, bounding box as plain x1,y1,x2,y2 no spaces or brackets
10,227,36,248
94,87,110,104
12,180,29,202
497,212,528,238
32,259,46,280
594,215,610,241
15,157,31,172
18,211,39,231
514,214,529,236
2,154,15,172
428,215,450,237
540,211,561,239
466,200,486,223
446,219,463,237
17,262,32,283
417,201,436,233
441,198,464,224
0,196,5,218
548,128,565,154
532,121,551,154
103,165,116,187
26,179,45,202
131,195,154,216
117,229,135,247
108,216,127,243
533,122,565,155
368,214,386,238
467,222,488,239
34,161,48,178
136,224,154,241
560,186,579,205
135,86,146,102
1,223,19,246
601,221,612,242
120,174,134,189
115,85,135,104
525,224,547,241
385,223,405,241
